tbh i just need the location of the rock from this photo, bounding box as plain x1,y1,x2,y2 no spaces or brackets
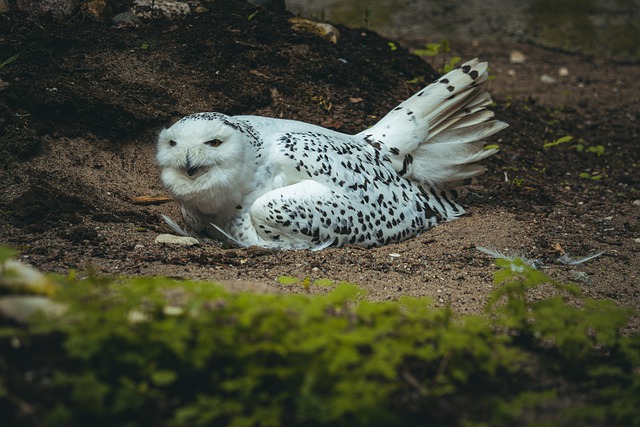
540,74,557,84
0,0,10,13
0,296,67,323
155,233,200,246
112,12,142,27
289,17,340,44
632,199,640,206
81,0,112,21
509,50,526,64
569,270,591,285
131,0,191,20
0,258,66,323
558,66,570,77
1,259,57,295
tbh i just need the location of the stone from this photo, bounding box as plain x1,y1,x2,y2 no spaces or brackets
540,74,557,84
131,0,191,20
155,233,200,246
509,50,526,64
289,17,340,44
569,270,591,285
81,0,112,21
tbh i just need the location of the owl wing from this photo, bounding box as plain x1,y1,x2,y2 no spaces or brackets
225,180,355,250
226,178,437,250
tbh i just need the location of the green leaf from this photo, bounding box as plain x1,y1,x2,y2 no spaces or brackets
151,370,177,387
0,246,18,263
543,135,573,149
0,53,19,68
277,275,299,285
441,56,461,73
413,43,442,57
587,145,605,156
405,76,423,84
314,278,334,287
247,10,259,21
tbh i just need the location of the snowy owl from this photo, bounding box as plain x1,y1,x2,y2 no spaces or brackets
157,58,508,249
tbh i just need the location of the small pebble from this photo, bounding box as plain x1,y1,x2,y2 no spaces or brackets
558,66,570,77
510,50,526,64
155,234,199,246
112,12,142,27
569,270,591,285
540,74,557,84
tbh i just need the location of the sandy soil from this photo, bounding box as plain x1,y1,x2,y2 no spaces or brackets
0,1,638,321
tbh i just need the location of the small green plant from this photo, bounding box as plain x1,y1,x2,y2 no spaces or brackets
543,135,574,150
387,41,397,51
512,177,526,187
413,39,461,74
247,9,259,21
0,246,18,263
278,275,335,288
587,145,605,156
574,142,605,156
404,76,425,85
309,94,333,114
579,172,603,180
1,247,638,427
0,53,19,68
413,40,451,57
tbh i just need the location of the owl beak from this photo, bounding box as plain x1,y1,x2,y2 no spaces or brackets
186,153,198,177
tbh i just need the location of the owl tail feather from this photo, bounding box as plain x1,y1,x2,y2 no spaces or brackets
358,58,507,187
161,214,191,237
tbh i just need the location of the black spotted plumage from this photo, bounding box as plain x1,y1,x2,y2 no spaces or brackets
156,58,508,249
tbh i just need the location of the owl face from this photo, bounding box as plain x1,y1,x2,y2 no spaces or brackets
156,113,251,212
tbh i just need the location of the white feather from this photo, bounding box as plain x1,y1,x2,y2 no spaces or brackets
161,214,190,237
156,60,508,249
359,58,508,186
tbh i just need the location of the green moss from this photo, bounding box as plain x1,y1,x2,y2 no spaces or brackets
0,250,639,426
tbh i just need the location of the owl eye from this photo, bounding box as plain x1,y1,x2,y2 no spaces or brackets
204,139,223,147
169,140,177,147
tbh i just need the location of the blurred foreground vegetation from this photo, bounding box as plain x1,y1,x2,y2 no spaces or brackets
0,248,639,427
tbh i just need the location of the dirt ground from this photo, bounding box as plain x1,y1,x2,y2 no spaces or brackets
0,1,638,319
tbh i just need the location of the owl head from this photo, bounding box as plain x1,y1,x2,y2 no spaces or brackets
156,113,255,212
